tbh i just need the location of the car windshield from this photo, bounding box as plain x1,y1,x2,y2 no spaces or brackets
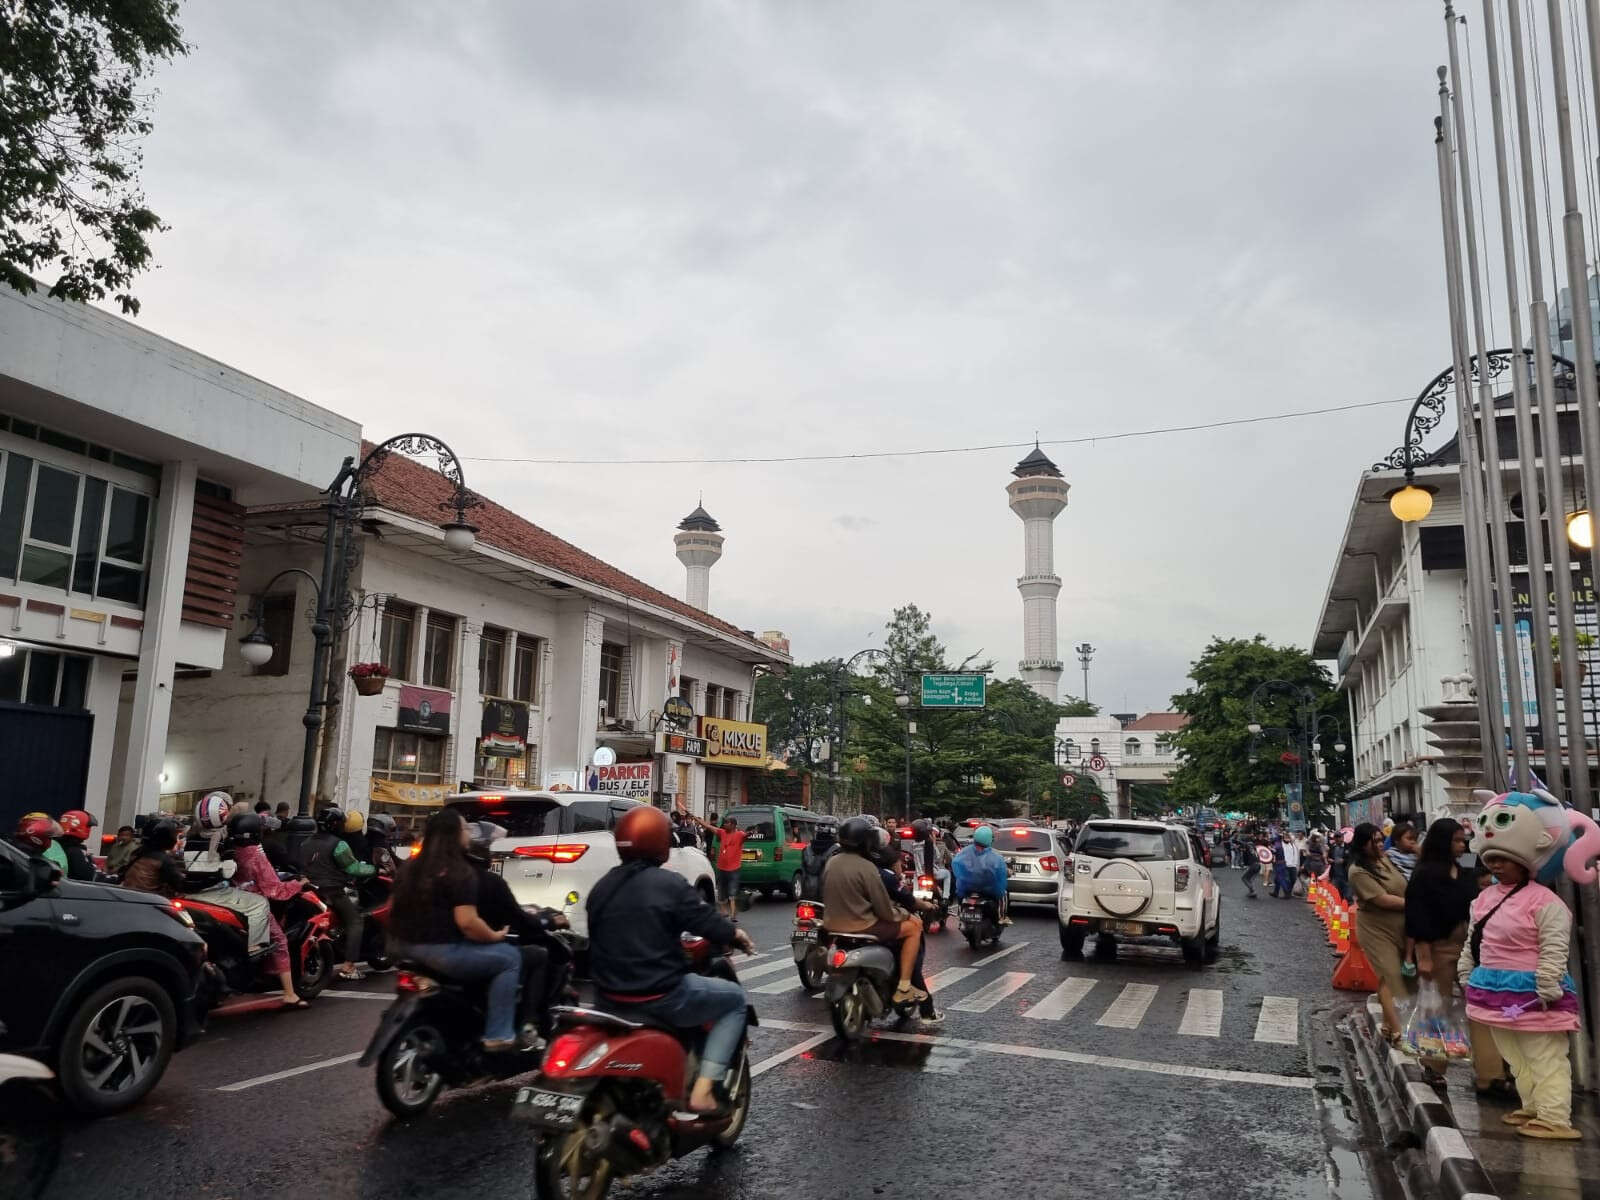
449,798,561,839
1075,825,1172,861
999,829,1053,851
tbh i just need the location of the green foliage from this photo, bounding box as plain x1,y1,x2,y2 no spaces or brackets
1,0,186,314
1167,635,1347,820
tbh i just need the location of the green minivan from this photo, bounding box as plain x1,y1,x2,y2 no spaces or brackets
723,805,832,899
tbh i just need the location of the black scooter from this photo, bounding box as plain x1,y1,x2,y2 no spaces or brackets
958,893,1000,951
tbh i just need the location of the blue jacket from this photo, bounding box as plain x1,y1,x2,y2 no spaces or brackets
951,844,1007,900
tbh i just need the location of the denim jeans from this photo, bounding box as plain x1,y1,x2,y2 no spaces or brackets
629,974,747,1081
402,941,523,1042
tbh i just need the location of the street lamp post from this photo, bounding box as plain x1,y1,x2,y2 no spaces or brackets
1246,681,1343,829
1075,643,1095,703
236,434,479,828
895,685,913,823
830,647,902,817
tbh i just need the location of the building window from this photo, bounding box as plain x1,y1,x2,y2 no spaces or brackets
1124,738,1141,757
475,741,538,790
0,647,90,709
372,727,445,784
1155,736,1174,756
704,766,735,817
724,689,743,720
512,636,540,703
423,612,456,689
599,641,623,722
479,626,506,696
705,683,723,720
379,602,415,679
679,675,697,706
1090,738,1101,755
0,450,152,605
251,594,295,677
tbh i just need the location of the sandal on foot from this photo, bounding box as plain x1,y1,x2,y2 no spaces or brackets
279,998,311,1010
1502,1108,1537,1126
336,968,366,982
1517,1118,1582,1140
892,983,930,1004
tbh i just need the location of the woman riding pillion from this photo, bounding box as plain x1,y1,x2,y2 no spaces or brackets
226,810,311,1009
388,807,527,1053
587,805,755,1115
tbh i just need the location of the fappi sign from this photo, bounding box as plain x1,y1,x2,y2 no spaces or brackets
585,761,654,798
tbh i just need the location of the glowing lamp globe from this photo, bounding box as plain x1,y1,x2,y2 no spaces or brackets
1389,485,1434,523
1568,510,1594,550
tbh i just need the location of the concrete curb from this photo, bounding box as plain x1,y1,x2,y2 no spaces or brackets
1351,997,1501,1200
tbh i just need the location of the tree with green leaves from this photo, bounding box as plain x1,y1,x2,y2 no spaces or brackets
2,0,186,314
1167,635,1348,823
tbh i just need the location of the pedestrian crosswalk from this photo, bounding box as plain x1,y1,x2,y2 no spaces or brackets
752,959,1304,1046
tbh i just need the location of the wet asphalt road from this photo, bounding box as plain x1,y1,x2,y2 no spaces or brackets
2,872,1385,1199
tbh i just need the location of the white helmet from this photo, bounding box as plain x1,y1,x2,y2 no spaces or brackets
196,790,233,831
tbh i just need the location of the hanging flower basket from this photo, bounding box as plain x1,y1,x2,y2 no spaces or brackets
349,662,390,696
1279,751,1302,766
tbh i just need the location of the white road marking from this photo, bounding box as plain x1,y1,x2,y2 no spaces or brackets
752,976,805,995
970,941,1029,968
736,957,805,982
1254,996,1299,1045
750,1031,832,1076
1178,989,1223,1038
949,972,1034,1013
754,1017,1310,1089
923,967,979,994
217,1052,363,1092
1096,983,1159,1029
317,991,394,1001
1024,977,1096,1022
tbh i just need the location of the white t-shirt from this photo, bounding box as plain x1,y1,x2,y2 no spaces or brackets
1282,841,1301,869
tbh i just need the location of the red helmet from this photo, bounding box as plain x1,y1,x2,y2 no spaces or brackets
58,810,97,840
14,814,57,852
614,805,672,865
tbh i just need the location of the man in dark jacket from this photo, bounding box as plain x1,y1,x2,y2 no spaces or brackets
588,806,753,1114
799,824,837,900
464,821,570,1036
302,807,376,981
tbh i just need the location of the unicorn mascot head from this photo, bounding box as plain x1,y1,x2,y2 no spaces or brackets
1471,785,1600,886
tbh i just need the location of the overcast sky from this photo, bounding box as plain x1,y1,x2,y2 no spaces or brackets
121,1,1465,712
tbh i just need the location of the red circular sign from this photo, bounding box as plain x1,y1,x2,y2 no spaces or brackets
1060,772,1077,788
1087,754,1108,772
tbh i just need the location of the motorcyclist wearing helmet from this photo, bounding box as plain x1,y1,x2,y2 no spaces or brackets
587,805,756,1114
12,814,67,873
55,810,99,881
910,818,952,901
364,812,402,876
798,822,838,901
464,821,570,1039
226,811,310,1008
821,816,928,1008
342,810,371,864
301,806,377,982
952,824,1011,925
389,807,524,1052
120,819,188,897
871,826,942,1023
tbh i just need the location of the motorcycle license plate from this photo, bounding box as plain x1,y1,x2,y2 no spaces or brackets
512,1086,585,1130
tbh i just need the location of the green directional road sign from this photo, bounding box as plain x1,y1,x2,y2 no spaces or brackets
920,673,986,708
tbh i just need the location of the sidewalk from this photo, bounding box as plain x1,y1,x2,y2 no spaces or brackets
1344,996,1600,1198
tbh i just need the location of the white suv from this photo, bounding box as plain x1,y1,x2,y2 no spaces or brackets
447,791,716,940
1057,819,1220,965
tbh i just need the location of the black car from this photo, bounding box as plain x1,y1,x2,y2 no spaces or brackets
0,839,206,1115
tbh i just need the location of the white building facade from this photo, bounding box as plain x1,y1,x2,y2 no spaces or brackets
1055,712,1185,818
0,287,359,831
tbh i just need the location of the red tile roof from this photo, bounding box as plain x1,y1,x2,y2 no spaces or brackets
1123,712,1189,732
358,442,780,657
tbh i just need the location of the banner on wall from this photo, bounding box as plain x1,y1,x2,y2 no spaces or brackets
480,699,529,757
398,686,452,735
701,717,768,764
369,778,454,808
584,761,654,797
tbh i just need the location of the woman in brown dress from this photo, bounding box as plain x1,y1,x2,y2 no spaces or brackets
1348,822,1414,1041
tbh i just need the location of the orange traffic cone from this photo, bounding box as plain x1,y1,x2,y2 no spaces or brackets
1334,913,1352,956
1327,906,1342,948
1331,939,1379,992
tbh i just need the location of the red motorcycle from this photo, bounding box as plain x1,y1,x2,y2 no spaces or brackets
178,885,337,1007
514,935,756,1199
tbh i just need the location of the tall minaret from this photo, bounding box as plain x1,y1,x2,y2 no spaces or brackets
1007,445,1069,701
674,503,723,611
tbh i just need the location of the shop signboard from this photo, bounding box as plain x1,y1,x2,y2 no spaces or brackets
369,778,454,808
398,686,452,735
585,760,654,798
480,699,529,758
657,730,708,758
701,717,768,764
662,696,695,732
1502,569,1599,751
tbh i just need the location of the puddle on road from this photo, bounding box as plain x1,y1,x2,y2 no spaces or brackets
806,1036,973,1075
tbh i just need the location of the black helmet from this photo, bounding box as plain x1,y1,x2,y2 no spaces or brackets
367,812,397,839
838,816,877,855
316,806,346,834
227,812,263,845
911,818,933,839
141,819,179,852
464,820,505,866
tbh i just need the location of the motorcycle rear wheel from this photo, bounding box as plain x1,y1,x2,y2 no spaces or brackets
375,1024,446,1119
294,937,335,1000
829,985,869,1042
713,1053,753,1148
796,957,825,994
534,1127,614,1200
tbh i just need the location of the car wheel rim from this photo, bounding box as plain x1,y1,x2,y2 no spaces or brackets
79,995,163,1096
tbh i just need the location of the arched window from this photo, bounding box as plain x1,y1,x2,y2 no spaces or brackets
1124,738,1141,757
1090,738,1101,755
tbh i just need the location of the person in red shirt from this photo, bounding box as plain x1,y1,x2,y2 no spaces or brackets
677,799,747,919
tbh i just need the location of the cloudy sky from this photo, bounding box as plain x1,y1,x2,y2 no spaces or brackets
120,1,1466,712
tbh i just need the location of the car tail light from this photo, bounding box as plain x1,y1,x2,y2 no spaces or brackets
1175,864,1191,892
795,903,817,922
829,949,848,969
544,1033,589,1075
512,843,589,863
1010,828,1030,838
1039,855,1059,873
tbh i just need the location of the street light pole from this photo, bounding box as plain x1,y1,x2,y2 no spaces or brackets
1075,643,1094,702
895,681,913,823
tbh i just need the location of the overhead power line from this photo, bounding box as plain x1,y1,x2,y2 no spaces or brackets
459,396,1411,467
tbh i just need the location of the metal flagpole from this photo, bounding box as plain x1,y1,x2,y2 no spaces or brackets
1439,70,1512,794
1482,0,1564,790
1509,0,1594,810
1446,4,1531,790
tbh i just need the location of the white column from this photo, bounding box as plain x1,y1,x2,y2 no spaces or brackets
116,459,197,825
83,655,125,825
